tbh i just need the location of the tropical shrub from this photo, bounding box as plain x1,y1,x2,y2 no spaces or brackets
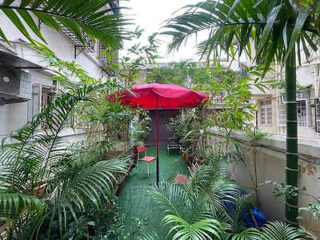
149,155,313,240
0,42,134,238
131,111,152,147
162,0,320,224
0,83,129,239
167,108,209,159
145,61,210,87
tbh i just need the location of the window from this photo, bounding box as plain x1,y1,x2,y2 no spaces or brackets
278,90,311,128
27,83,56,126
297,100,308,126
260,99,272,126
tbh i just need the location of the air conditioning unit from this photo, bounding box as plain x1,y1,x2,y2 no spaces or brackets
0,67,32,103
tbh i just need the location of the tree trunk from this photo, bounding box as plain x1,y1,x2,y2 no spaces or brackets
285,47,299,226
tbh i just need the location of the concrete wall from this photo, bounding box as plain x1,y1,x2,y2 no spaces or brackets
209,129,320,238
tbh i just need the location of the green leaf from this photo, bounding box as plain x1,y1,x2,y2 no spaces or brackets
0,26,10,44
17,10,46,43
0,0,128,48
258,4,282,52
284,7,311,62
2,8,33,42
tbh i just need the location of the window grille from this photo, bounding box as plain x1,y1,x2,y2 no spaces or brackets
59,1,119,54
60,25,96,53
279,90,311,127
297,100,308,126
99,43,118,66
259,99,272,126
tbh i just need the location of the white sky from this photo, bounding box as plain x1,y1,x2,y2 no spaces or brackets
122,0,205,63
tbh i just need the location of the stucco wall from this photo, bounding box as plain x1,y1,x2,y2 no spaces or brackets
209,129,320,238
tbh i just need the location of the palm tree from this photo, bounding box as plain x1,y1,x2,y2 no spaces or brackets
0,0,128,48
162,0,320,225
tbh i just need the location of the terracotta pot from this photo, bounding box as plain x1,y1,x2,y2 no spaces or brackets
30,183,47,197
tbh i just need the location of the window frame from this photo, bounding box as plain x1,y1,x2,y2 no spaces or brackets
259,99,273,126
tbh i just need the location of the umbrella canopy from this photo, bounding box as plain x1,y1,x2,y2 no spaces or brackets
112,83,209,109
109,83,209,185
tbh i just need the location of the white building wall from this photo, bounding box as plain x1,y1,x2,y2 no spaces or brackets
0,12,106,140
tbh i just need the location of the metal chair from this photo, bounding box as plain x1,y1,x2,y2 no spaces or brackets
137,146,156,176
167,140,180,155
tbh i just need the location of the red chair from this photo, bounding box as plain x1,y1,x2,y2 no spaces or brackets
137,146,156,176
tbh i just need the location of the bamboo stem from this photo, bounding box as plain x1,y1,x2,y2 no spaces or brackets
285,46,299,226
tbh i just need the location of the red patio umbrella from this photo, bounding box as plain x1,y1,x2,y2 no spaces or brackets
110,83,209,185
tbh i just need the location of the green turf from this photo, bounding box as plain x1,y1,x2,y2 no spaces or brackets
118,147,189,238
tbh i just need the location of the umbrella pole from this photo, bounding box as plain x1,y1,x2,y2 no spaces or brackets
156,109,159,186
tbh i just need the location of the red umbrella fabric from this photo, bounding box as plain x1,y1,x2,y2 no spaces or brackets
109,83,209,185
117,83,209,109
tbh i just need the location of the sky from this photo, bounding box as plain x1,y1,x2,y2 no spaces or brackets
122,0,205,63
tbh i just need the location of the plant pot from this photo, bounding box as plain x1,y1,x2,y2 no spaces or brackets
181,150,187,161
27,183,47,197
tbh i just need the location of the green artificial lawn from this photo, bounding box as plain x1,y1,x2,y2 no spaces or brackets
119,147,189,239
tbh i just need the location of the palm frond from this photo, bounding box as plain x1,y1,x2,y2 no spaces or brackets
227,227,261,240
149,182,189,218
41,158,127,236
261,221,312,240
65,159,127,208
163,0,320,72
163,215,222,240
0,193,46,218
137,232,160,240
0,0,129,48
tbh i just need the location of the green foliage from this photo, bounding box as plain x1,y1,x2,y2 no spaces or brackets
136,232,160,240
31,43,132,150
197,67,265,134
0,0,128,48
247,131,269,141
228,227,261,240
146,61,210,87
163,215,222,240
149,156,244,239
267,79,309,92
102,27,160,87
167,66,265,159
300,198,320,219
0,84,128,239
38,196,127,240
149,155,314,239
131,111,152,146
167,109,204,154
261,181,303,200
163,0,320,72
0,45,131,238
260,221,311,240
163,0,320,224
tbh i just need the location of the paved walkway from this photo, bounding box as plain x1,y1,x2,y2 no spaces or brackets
119,147,189,238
